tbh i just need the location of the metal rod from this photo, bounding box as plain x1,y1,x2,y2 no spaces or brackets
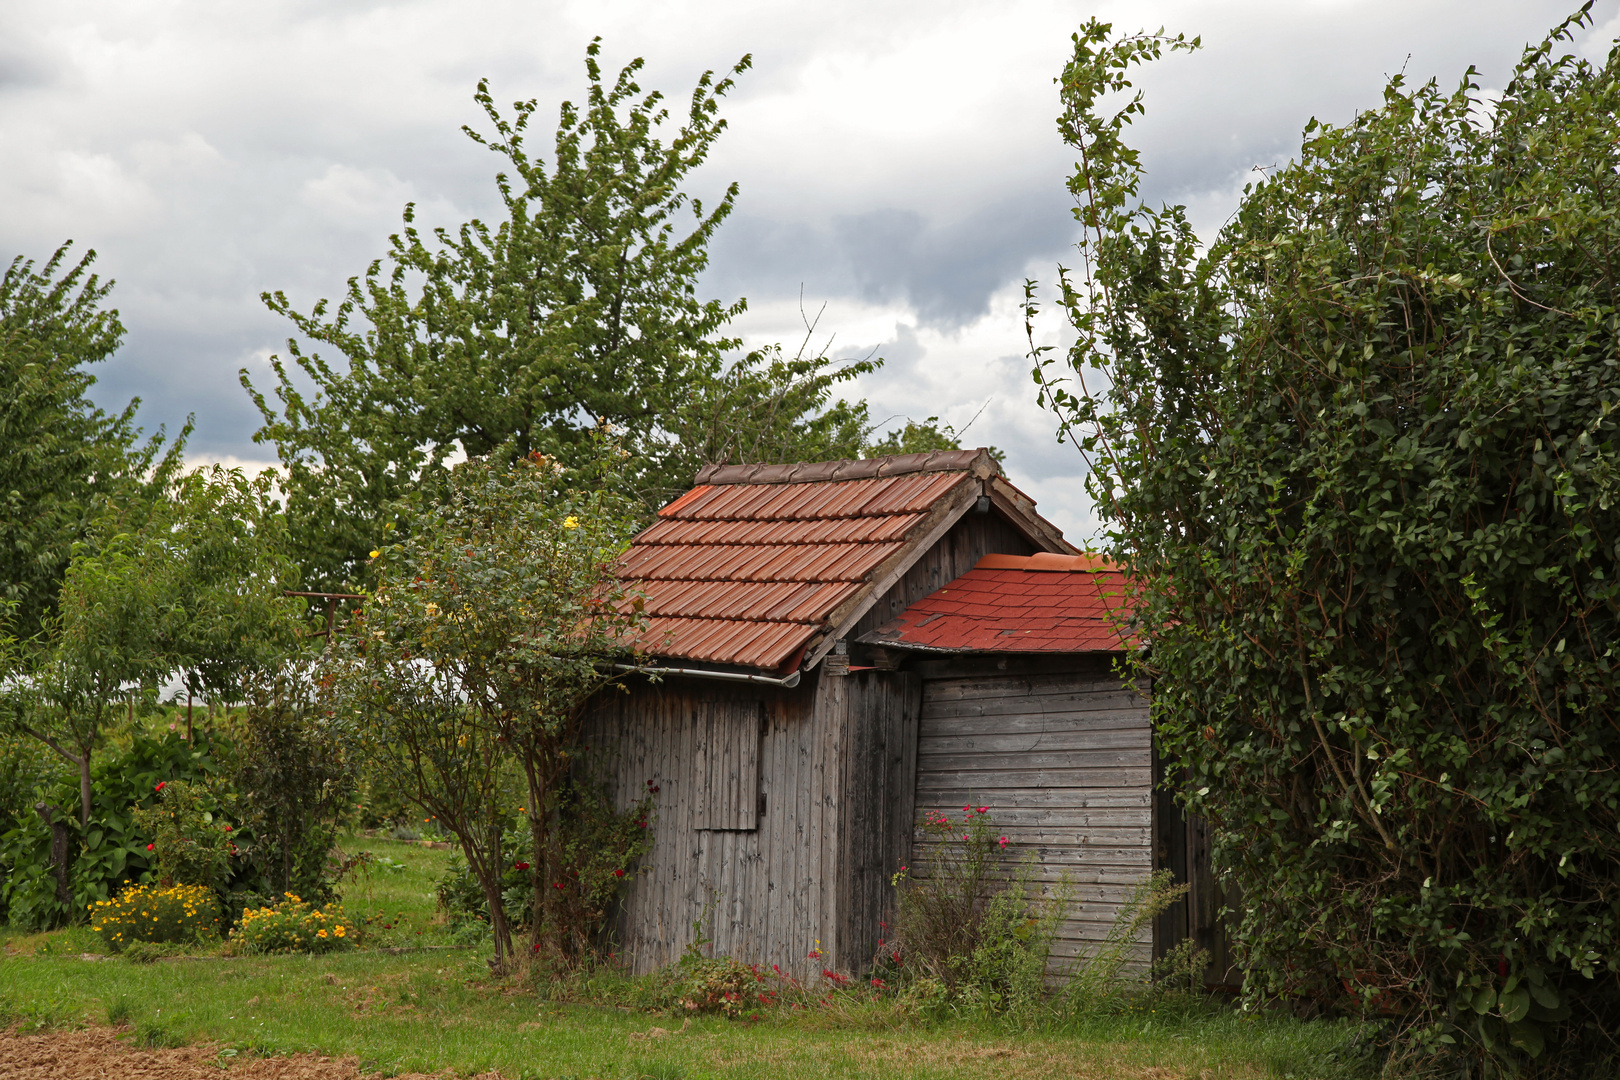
610,663,801,689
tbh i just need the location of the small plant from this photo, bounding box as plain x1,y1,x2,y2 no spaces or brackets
104,994,134,1026
231,892,355,954
1060,869,1201,1016
90,882,221,952
891,806,1068,1014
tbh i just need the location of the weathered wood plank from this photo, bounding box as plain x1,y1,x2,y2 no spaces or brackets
915,728,1150,755
915,786,1149,809
915,766,1152,790
918,712,1151,738
921,678,1146,706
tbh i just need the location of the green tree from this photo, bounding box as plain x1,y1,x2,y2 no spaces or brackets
1036,7,1620,1069
0,243,188,638
242,41,753,589
5,468,305,828
150,467,307,737
321,451,649,969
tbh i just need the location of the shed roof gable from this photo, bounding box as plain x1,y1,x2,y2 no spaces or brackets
619,449,1073,672
856,553,1139,655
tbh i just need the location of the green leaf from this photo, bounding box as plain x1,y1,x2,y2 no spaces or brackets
1500,985,1532,1025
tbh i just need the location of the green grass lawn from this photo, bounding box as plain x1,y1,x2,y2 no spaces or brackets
0,836,1374,1080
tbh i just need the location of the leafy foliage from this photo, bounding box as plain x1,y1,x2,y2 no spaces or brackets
129,780,233,889
0,732,223,930
231,893,354,954
1036,8,1620,1071
91,882,220,952
0,243,187,639
234,666,353,904
891,807,1068,1016
242,42,753,587
321,451,649,969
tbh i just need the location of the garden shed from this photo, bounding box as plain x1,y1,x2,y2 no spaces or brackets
583,449,1224,980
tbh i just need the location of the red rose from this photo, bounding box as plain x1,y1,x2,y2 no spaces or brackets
146,843,154,851
613,868,625,878
223,825,232,832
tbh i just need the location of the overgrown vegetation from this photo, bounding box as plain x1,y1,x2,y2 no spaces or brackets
320,452,652,971
0,243,187,640
1035,7,1620,1073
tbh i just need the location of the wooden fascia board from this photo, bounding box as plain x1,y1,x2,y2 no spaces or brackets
801,476,982,671
987,476,1079,555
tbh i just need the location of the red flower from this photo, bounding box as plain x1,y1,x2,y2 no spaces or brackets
223,825,232,832
553,881,565,890
870,978,885,988
613,868,625,878
155,782,167,792
977,806,988,814
146,843,154,851
514,861,530,871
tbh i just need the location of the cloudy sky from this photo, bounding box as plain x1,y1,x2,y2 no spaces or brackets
3,0,1615,541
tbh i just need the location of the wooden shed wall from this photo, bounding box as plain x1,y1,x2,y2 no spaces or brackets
908,655,1155,972
582,667,922,978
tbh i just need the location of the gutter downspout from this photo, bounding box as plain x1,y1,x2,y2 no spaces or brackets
610,663,802,689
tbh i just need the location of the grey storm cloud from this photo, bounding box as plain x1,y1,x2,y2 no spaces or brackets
3,0,1616,538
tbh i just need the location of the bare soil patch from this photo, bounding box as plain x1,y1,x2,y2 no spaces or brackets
0,1025,504,1079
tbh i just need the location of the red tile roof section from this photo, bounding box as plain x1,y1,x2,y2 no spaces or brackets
857,553,1139,654
620,451,998,671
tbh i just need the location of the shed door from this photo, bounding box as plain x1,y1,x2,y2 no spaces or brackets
913,670,1152,970
693,698,761,831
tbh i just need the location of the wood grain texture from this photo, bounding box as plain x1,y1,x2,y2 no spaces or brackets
912,669,1154,976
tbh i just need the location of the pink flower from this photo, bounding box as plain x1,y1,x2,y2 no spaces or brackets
146,843,155,851
998,836,1009,847
977,806,988,814
155,782,167,792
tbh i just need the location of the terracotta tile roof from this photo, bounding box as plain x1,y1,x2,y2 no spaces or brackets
857,553,1139,654
620,450,999,671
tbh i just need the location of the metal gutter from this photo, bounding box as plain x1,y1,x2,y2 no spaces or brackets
610,663,802,689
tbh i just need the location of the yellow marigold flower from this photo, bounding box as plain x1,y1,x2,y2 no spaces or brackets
334,926,346,937
564,516,579,529
317,929,328,938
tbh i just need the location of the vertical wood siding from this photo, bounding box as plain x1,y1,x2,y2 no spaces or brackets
912,668,1154,972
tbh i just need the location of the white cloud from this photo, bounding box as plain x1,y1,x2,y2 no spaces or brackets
2,0,1614,542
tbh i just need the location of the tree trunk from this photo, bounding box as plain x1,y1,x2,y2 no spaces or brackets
78,752,92,829
34,803,73,906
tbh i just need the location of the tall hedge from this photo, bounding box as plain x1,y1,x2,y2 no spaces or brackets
1039,9,1620,1072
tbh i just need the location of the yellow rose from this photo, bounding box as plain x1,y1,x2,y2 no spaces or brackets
369,549,380,558
564,516,579,529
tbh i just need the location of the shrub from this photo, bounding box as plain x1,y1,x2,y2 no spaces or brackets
234,667,352,904
130,779,232,888
1038,12,1620,1070
91,882,220,952
891,806,1067,1015
662,955,768,1019
0,731,226,930
232,893,354,954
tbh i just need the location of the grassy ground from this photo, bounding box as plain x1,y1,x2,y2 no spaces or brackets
0,837,1373,1080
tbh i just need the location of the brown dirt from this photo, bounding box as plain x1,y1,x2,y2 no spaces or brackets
0,1025,506,1079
